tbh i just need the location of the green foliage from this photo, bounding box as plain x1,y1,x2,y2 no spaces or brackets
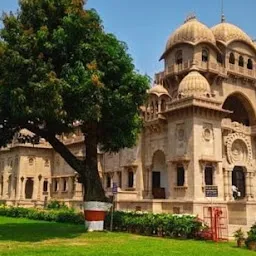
0,205,84,225
0,0,149,148
233,228,245,240
46,200,69,210
104,211,203,239
246,223,256,248
0,0,149,202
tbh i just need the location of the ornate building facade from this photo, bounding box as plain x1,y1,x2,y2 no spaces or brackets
1,15,256,235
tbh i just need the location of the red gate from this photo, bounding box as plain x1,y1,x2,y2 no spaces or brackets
203,206,228,241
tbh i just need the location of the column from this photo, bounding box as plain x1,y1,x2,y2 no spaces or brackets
20,176,24,200
68,176,73,198
148,167,153,198
3,173,9,199
58,178,62,196
0,175,2,199
223,169,228,201
227,170,232,200
183,161,189,187
245,172,250,200
249,172,253,199
157,99,161,115
10,175,16,200
37,175,42,200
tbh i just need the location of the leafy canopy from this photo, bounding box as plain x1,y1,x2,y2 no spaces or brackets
0,0,149,151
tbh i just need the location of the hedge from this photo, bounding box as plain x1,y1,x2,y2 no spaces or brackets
104,211,205,239
0,206,84,225
0,206,205,239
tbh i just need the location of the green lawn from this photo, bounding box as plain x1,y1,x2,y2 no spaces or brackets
0,216,253,256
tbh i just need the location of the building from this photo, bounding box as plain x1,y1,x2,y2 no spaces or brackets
1,14,256,235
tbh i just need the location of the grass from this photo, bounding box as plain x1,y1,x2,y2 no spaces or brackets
0,216,254,256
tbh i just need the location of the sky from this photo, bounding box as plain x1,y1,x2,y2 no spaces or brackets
1,0,256,81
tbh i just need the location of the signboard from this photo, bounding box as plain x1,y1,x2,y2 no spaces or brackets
112,182,118,194
205,186,218,197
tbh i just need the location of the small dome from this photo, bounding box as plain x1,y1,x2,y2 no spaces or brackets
166,17,216,51
149,84,170,97
178,70,211,97
211,22,254,46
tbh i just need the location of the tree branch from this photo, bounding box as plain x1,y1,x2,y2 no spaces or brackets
23,123,85,178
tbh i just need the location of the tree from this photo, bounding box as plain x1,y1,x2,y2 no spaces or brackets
0,0,149,202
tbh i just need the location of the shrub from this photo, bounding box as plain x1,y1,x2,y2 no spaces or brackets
0,205,84,225
245,223,256,249
46,200,69,210
105,211,203,239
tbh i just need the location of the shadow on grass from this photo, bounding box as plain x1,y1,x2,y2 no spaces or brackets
0,221,85,242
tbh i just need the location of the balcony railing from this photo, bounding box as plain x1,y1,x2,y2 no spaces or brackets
161,60,256,80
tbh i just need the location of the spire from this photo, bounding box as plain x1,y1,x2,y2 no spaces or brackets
221,0,225,22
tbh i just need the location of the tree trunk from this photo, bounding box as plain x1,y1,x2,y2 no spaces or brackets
24,123,108,202
83,123,108,202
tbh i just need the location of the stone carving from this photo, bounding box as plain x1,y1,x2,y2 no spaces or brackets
203,128,211,141
176,123,186,156
222,119,250,134
202,123,213,142
178,128,185,141
225,133,252,166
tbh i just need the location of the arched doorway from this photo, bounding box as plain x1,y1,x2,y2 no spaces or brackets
222,93,256,126
152,150,167,199
232,166,246,199
25,178,34,199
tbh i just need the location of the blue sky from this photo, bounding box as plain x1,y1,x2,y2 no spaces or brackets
1,0,256,80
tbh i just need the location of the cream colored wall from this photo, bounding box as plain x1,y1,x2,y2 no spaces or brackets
165,44,194,68
192,115,223,200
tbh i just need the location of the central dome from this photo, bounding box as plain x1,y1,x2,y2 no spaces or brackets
178,70,211,97
165,17,216,52
211,22,253,46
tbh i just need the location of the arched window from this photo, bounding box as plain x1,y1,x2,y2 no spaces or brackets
238,56,244,67
247,59,253,70
25,178,34,199
177,166,185,186
202,49,209,62
229,53,235,64
43,180,48,192
54,180,58,192
128,170,134,188
175,50,183,64
217,53,223,64
63,179,67,192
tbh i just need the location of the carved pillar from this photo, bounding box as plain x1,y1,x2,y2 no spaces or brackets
245,172,250,200
3,173,9,199
20,176,24,200
158,99,161,114
10,175,16,200
68,176,73,198
199,161,206,187
37,175,42,200
147,166,153,199
249,172,254,199
227,170,232,200
0,175,2,198
58,178,62,196
223,169,228,201
183,161,189,187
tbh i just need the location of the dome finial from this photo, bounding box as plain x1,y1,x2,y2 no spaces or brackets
184,12,196,23
221,0,226,22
